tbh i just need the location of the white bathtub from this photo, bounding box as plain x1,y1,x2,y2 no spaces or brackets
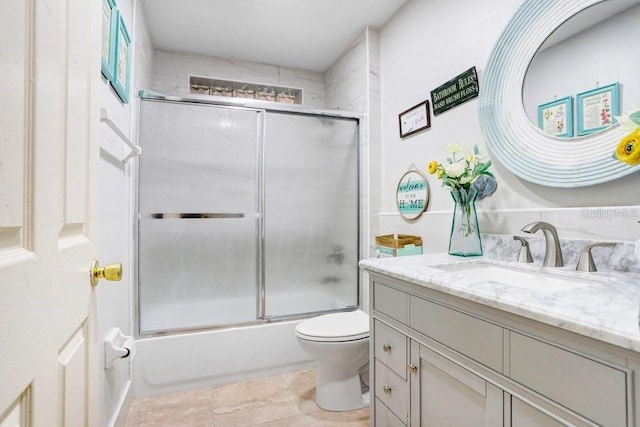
132,320,314,398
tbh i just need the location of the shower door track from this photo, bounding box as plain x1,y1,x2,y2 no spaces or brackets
138,89,363,120
137,306,359,338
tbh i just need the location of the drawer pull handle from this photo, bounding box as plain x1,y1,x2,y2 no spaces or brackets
383,385,392,394
382,344,392,352
408,364,418,374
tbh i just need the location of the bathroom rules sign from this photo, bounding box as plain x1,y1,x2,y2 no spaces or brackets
431,67,479,116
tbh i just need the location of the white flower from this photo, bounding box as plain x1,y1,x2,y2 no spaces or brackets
459,175,475,185
445,144,462,155
444,162,465,178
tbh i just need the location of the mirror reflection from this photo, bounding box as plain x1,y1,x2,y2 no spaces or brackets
523,0,640,138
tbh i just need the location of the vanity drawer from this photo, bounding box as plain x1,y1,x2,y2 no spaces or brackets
409,295,503,372
375,359,408,423
374,320,407,379
510,332,628,426
373,282,408,324
375,398,406,427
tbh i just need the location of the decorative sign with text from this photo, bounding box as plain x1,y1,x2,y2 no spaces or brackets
396,168,429,220
399,100,431,138
431,67,479,116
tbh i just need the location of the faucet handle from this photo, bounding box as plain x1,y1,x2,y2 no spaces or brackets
576,242,617,272
513,236,533,263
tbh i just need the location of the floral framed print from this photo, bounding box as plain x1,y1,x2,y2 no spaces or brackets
100,0,117,81
111,11,131,103
576,82,619,136
537,96,573,138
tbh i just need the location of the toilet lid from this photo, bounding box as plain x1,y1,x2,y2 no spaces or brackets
295,310,369,342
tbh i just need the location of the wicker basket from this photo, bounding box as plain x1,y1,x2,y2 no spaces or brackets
375,234,422,257
375,234,422,248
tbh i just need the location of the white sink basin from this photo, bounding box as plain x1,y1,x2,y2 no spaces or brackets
433,262,600,293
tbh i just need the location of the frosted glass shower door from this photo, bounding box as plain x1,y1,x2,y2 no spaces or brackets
264,112,359,318
137,100,262,334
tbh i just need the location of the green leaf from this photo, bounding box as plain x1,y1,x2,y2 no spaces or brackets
629,111,640,126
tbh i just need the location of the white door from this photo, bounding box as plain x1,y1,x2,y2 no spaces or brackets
0,0,101,426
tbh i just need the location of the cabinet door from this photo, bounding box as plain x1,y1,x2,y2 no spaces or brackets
510,397,568,427
509,332,627,426
414,344,503,426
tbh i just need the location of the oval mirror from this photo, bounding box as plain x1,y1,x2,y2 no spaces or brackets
523,0,640,137
479,0,640,187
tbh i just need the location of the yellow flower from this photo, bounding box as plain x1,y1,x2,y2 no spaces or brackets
614,128,640,165
428,161,438,174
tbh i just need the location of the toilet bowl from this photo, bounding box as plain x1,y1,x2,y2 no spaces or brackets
295,309,370,411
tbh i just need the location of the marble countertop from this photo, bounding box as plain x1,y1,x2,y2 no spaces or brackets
359,254,640,353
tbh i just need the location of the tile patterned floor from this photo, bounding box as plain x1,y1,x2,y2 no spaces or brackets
124,368,370,426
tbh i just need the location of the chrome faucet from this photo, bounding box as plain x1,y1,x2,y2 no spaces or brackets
512,236,533,263
521,222,564,267
576,242,616,272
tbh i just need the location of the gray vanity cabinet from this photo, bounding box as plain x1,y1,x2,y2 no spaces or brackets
412,342,504,425
369,274,636,426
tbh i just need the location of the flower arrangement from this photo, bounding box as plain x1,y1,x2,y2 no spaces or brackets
613,108,640,166
427,144,496,199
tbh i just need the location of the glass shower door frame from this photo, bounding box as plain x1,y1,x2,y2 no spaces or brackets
134,91,362,337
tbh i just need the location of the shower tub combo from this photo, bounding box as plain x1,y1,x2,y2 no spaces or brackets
132,91,361,397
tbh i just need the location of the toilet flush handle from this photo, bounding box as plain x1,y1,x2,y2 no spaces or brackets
382,344,392,353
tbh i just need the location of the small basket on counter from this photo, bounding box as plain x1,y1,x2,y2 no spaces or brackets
375,234,423,257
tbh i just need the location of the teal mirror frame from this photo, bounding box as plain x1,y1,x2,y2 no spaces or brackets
478,0,640,187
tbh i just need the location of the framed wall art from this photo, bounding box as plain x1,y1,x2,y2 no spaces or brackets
395,166,429,220
537,96,573,138
101,0,117,81
111,11,131,103
576,82,619,136
399,100,431,138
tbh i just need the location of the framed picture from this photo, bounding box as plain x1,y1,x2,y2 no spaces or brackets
396,168,429,220
399,100,431,138
576,82,619,136
111,11,131,103
100,0,117,80
537,96,573,138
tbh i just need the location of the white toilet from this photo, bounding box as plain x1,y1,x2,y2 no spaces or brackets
295,309,370,411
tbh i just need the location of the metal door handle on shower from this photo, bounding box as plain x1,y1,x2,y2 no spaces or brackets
142,213,248,219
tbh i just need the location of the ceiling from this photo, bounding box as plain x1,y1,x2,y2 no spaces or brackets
140,0,408,72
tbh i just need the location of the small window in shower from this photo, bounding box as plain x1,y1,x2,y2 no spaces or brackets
188,75,303,104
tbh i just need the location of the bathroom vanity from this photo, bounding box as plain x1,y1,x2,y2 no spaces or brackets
360,254,640,426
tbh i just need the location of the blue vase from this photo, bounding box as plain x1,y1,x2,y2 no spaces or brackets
448,188,482,257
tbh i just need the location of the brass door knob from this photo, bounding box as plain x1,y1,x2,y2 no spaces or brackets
90,259,122,287
408,364,418,374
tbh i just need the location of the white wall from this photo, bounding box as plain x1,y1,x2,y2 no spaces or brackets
98,0,153,425
150,50,326,107
378,0,640,255
325,27,381,310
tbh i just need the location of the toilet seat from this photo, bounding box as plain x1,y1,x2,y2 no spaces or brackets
295,310,369,342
